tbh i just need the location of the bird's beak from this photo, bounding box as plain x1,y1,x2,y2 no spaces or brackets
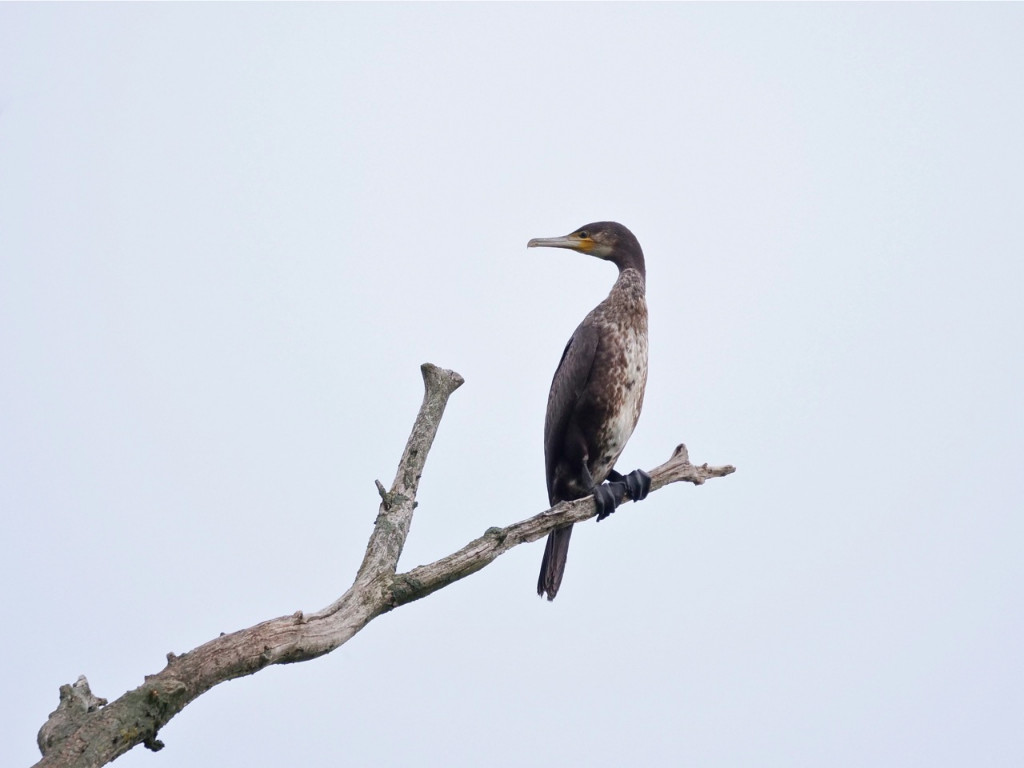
527,234,593,252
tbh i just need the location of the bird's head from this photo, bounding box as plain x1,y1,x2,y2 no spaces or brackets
527,221,644,276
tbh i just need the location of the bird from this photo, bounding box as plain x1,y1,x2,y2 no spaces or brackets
528,221,651,600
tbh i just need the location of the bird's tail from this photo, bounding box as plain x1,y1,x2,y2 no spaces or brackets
537,524,574,601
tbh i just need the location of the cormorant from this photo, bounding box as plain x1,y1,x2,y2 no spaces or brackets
528,221,651,600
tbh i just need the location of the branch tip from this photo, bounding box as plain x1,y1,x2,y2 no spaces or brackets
37,675,108,757
420,362,465,395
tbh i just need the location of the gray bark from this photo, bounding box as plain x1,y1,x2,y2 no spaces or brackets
32,363,734,768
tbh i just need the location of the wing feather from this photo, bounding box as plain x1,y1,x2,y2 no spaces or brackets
543,323,600,504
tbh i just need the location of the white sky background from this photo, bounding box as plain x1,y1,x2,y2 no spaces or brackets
2,3,1023,766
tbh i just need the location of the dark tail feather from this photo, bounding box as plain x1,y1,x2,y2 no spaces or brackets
537,524,574,600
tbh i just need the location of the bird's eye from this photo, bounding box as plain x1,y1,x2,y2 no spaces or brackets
577,230,590,238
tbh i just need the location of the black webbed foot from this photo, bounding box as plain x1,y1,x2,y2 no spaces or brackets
593,482,626,522
624,469,651,502
592,469,652,521
606,469,652,503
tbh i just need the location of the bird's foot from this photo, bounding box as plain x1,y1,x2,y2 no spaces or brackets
606,469,652,502
593,482,626,522
625,469,651,502
593,470,652,521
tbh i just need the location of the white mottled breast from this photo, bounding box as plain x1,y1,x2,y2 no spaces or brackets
588,268,648,483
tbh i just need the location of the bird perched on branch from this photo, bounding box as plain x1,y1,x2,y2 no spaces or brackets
528,221,651,600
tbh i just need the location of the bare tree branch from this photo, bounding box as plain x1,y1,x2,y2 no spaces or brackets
391,443,734,606
32,365,734,768
353,363,465,586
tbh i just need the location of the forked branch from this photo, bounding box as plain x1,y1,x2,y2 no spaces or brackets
33,364,734,768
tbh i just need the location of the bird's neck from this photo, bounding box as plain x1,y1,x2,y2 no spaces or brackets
612,250,645,280
609,266,647,306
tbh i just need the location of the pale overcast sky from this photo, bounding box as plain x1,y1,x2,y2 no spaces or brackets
2,4,1023,767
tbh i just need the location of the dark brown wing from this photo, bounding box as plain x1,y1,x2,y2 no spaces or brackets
544,323,599,504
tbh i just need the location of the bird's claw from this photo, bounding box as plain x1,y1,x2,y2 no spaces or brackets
624,469,651,502
606,469,651,503
594,469,652,521
593,483,625,521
